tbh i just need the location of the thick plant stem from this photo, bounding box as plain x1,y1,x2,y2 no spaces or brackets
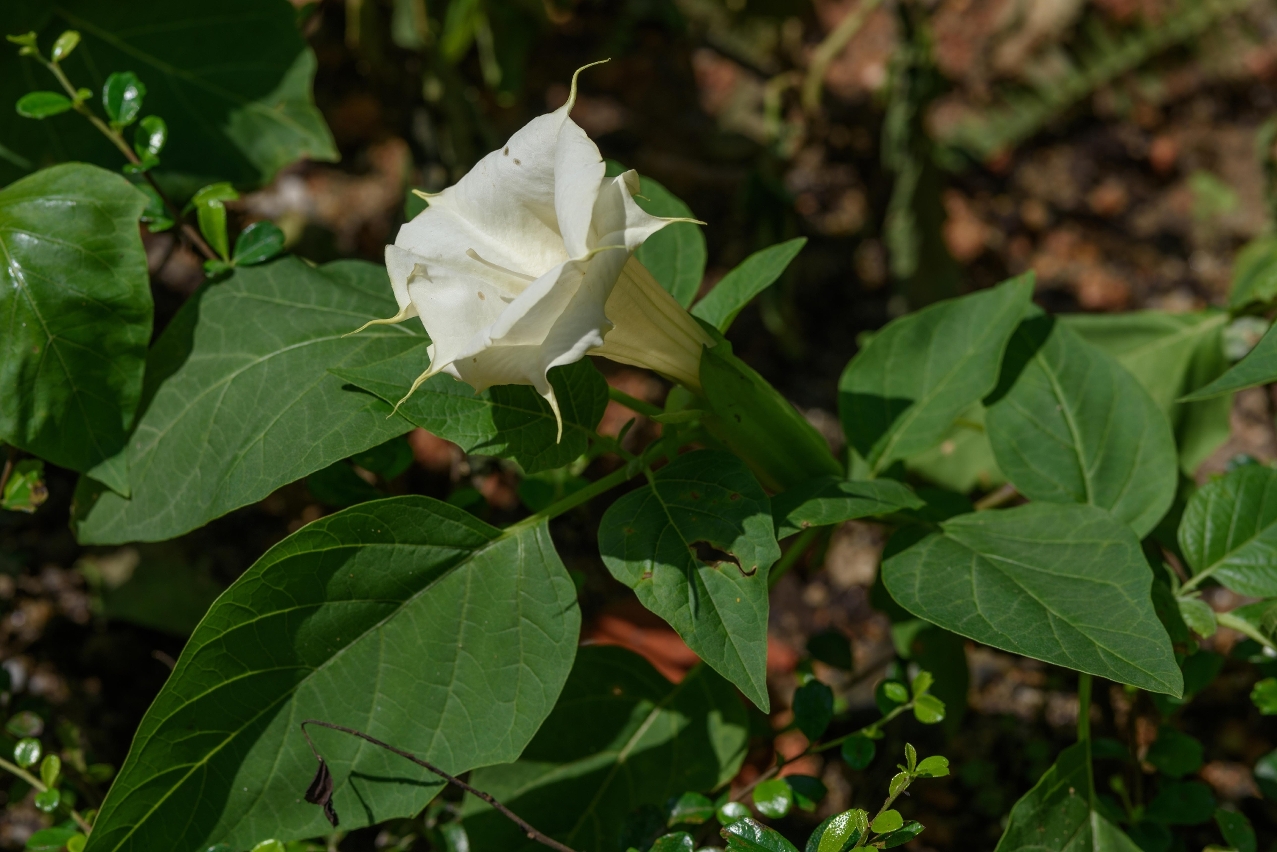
0,756,93,835
300,720,579,852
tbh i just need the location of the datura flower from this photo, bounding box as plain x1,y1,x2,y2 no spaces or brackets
354,62,713,440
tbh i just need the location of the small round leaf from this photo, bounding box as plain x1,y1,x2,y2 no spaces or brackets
6,710,43,737
717,800,751,826
102,71,146,126
33,787,60,812
913,693,946,724
39,753,61,787
752,778,794,819
16,92,73,119
841,735,876,770
14,737,41,767
232,220,286,266
51,30,80,62
133,115,168,159
914,755,950,778
871,809,904,834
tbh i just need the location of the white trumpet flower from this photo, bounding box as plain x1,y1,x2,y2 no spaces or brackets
356,62,713,439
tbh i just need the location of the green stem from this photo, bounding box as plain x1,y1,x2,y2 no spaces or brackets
1077,672,1095,804
607,387,663,419
37,56,218,261
1217,611,1277,653
508,463,635,531
0,756,92,835
769,526,820,589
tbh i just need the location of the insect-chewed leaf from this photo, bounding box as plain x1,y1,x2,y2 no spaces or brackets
0,0,335,186
838,273,1033,472
986,313,1177,537
598,450,780,711
303,758,338,827
83,497,579,852
462,646,748,852
882,503,1182,695
72,258,420,544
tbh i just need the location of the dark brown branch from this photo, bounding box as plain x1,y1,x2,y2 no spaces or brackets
299,720,580,852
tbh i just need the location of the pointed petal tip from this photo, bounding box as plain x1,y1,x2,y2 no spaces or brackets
564,59,611,114
539,382,565,443
343,303,416,337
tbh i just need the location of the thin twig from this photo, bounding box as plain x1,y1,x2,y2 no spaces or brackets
973,483,1019,511
0,446,17,498
300,720,579,852
801,0,887,114
40,57,218,261
0,756,93,835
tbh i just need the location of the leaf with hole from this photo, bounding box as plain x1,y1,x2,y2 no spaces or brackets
771,476,923,539
0,163,149,496
882,503,1182,695
599,450,779,711
461,647,747,852
692,238,806,332
71,259,421,545
1178,464,1277,597
986,313,1177,537
82,497,579,852
838,273,1033,472
0,0,336,186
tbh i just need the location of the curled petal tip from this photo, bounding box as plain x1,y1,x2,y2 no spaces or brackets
344,303,416,338
390,362,445,418
565,59,610,114
540,384,564,444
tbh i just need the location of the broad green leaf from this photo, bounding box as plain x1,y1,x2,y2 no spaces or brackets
994,743,1142,851
986,314,1177,537
462,646,747,852
770,476,923,539
667,792,716,826
25,827,78,852
1064,310,1230,474
838,273,1033,472
83,497,579,852
1178,464,1277,596
15,91,72,118
1182,320,1277,402
0,0,336,186
879,822,924,848
840,735,875,770
721,819,799,852
599,450,779,711
333,346,607,475
0,163,149,495
632,176,706,307
882,503,1182,695
1229,233,1277,309
904,403,1004,493
752,778,793,819
691,238,806,332
71,259,418,544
